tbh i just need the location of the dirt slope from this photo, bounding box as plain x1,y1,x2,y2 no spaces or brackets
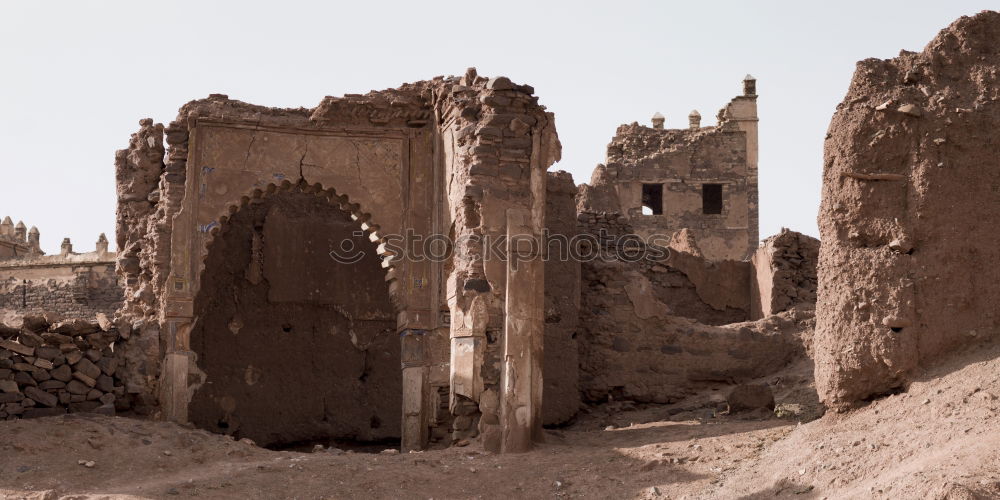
708,339,1000,499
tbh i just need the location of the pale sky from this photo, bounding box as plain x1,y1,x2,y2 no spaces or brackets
1,1,995,254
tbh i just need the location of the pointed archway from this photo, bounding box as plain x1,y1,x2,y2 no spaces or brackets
187,185,400,448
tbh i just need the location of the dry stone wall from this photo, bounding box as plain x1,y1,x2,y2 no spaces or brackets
816,11,1000,409
0,315,128,420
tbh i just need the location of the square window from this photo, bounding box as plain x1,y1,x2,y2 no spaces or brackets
641,184,663,215
702,184,723,214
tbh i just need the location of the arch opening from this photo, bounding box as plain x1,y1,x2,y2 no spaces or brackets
189,187,401,450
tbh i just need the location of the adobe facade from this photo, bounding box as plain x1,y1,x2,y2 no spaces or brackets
111,68,559,453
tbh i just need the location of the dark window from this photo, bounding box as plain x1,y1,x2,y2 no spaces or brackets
641,183,663,215
702,184,723,214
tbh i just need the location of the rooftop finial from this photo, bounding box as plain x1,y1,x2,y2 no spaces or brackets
96,233,109,254
27,226,41,254
689,110,702,130
60,237,73,256
14,221,26,241
743,74,757,96
651,112,665,130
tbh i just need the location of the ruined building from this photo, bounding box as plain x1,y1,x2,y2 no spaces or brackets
578,75,759,261
111,69,560,453
0,218,120,322
0,71,820,455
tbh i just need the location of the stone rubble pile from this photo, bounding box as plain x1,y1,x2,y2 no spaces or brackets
0,313,127,419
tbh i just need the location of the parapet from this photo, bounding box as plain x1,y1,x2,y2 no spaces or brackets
0,217,115,266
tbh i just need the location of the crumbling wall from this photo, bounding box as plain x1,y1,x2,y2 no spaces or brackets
576,211,750,325
542,170,580,425
114,69,559,453
574,211,811,403
0,260,122,321
815,11,1000,409
577,270,807,403
0,315,128,420
188,190,398,447
751,229,819,320
115,118,171,413
435,68,558,452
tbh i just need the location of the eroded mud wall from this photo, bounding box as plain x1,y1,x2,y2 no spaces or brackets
189,190,399,447
816,11,1000,408
542,171,580,425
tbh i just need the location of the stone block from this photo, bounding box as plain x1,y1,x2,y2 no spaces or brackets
727,384,775,413
0,379,19,393
38,380,65,390
66,380,90,395
75,358,101,380
73,371,97,388
97,357,117,376
51,364,72,382
95,375,114,393
13,371,36,387
0,339,33,357
35,346,60,360
24,386,58,407
0,392,24,404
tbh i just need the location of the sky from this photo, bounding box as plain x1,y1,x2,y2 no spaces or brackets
1,1,996,254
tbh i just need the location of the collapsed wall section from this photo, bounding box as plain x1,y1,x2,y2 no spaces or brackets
815,11,1000,409
751,229,819,320
574,210,807,404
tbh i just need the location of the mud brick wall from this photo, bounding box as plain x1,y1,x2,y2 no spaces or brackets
815,11,1000,409
0,316,129,420
576,210,750,326
542,171,580,425
577,263,806,403
570,206,816,404
0,262,123,320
